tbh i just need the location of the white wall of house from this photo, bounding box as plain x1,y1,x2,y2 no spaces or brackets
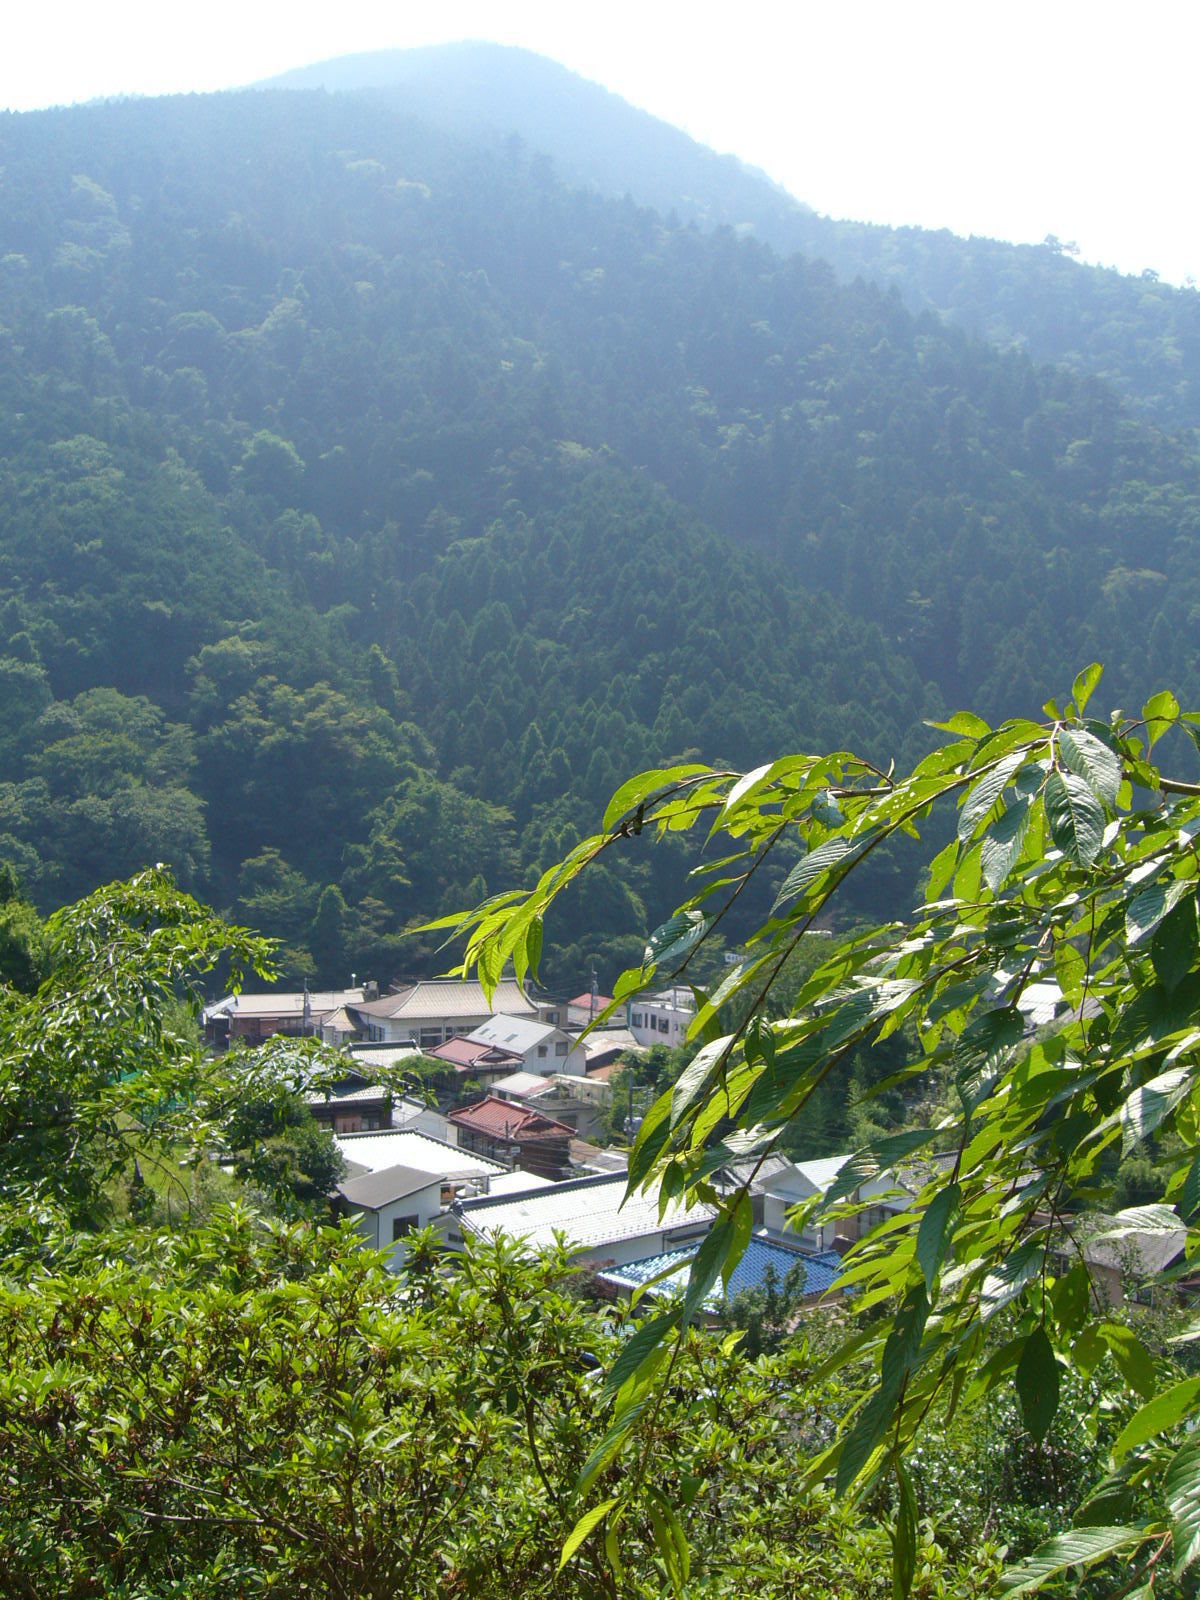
522,1032,587,1077
628,988,695,1048
346,1180,443,1271
576,1220,711,1268
763,1190,832,1250
363,1012,488,1048
763,1168,914,1249
468,1016,587,1077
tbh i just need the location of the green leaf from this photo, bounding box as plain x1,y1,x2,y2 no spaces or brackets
811,788,845,827
602,765,710,832
981,797,1033,890
717,762,773,823
1166,1433,1200,1572
915,1181,959,1295
647,1494,686,1595
647,1488,690,1591
628,1090,674,1188
1057,726,1122,808
927,710,991,738
1152,897,1198,993
1072,1466,1136,1528
999,1526,1149,1596
602,1313,677,1398
559,1499,619,1571
577,1397,652,1496
1044,769,1105,866
953,841,982,904
1072,663,1104,715
723,1191,753,1295
604,1521,624,1583
925,837,959,903
1126,879,1193,946
1182,1148,1200,1220
953,1006,1024,1106
1050,1261,1091,1336
1053,940,1086,1009
1144,688,1181,746
957,752,1025,843
1120,1069,1190,1154
1113,1375,1200,1463
644,909,711,970
683,1212,738,1323
669,1036,732,1129
837,1285,928,1493
892,1460,918,1600
1101,1324,1157,1401
1015,1327,1059,1443
771,836,855,913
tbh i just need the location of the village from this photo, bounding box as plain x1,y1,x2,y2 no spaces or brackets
200,973,1169,1318
201,973,863,1311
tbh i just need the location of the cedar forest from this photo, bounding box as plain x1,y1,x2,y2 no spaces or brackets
3,45,1200,1598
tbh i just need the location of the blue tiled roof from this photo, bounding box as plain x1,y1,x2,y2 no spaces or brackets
602,1237,844,1311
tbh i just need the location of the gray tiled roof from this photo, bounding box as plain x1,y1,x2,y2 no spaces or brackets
353,979,535,1022
455,1172,714,1253
338,1164,440,1210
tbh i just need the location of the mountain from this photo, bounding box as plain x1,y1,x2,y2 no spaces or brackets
263,43,1200,431
1,82,1199,987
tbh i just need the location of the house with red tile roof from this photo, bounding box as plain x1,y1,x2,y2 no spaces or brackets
566,990,616,1028
449,1094,575,1181
423,1034,525,1085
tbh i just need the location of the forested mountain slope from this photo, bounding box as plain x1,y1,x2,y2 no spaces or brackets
267,42,1200,429
1,84,1198,984
0,89,932,982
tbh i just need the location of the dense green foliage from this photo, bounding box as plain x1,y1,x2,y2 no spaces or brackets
4,85,1200,986
446,668,1200,1594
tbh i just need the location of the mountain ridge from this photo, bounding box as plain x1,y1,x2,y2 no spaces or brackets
259,41,1200,430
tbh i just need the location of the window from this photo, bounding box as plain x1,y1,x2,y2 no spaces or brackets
555,1040,568,1056
419,1028,442,1050
657,1017,669,1033
537,1044,548,1058
391,1215,419,1241
545,1010,558,1023
631,1012,643,1027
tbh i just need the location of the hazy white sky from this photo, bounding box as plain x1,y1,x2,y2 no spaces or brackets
6,1,1197,284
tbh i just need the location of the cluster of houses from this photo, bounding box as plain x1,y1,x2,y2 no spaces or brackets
201,974,1182,1317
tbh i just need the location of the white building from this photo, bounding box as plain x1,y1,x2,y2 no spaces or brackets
334,1159,551,1272
628,986,695,1049
757,1150,952,1250
760,1155,857,1250
335,1165,445,1270
336,1127,501,1198
348,978,543,1050
464,1015,587,1077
